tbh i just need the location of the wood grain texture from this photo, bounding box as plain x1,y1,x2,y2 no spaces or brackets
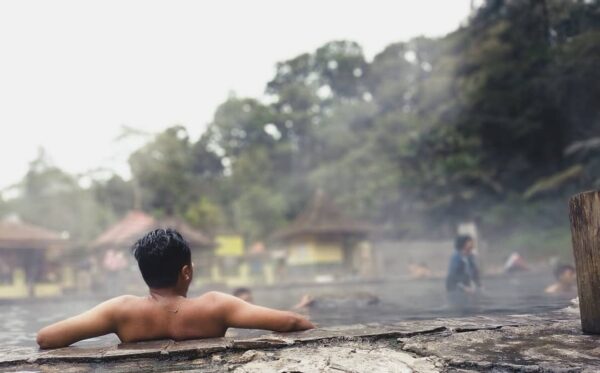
569,190,600,334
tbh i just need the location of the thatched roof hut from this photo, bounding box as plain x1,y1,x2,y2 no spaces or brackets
0,219,68,297
0,219,67,251
272,190,372,241
271,191,375,280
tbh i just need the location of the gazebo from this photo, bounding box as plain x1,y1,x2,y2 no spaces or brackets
91,211,215,279
271,190,375,282
0,218,68,298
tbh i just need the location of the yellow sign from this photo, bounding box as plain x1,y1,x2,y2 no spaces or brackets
215,235,244,257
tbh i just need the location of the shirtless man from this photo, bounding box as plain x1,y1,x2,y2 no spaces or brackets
545,264,577,295
36,229,314,349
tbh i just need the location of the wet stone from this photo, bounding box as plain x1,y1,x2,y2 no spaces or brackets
117,338,172,351
101,339,171,361
166,337,232,357
36,345,112,363
228,342,441,373
0,346,36,365
402,313,600,372
267,323,448,344
2,309,597,372
231,336,294,349
227,349,271,364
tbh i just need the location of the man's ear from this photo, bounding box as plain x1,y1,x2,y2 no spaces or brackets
182,264,192,280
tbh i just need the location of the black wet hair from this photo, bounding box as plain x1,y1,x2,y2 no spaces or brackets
455,234,473,251
233,287,252,297
554,264,575,279
132,228,191,288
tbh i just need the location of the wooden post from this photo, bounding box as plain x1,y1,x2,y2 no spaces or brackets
569,190,600,334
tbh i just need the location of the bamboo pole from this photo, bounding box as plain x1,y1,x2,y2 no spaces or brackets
569,190,600,334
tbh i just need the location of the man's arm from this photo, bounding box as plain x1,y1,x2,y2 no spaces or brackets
212,292,315,332
36,297,122,349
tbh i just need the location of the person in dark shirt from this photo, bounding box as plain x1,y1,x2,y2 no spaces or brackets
446,235,481,309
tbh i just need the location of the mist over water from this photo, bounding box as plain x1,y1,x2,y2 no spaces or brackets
0,271,572,349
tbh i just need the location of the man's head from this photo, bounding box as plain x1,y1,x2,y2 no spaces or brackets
233,287,253,303
132,228,193,290
455,234,474,255
554,264,576,286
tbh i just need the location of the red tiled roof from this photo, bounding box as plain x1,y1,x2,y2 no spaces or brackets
0,220,66,250
92,210,214,250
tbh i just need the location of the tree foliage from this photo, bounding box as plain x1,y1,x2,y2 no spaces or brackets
2,0,598,252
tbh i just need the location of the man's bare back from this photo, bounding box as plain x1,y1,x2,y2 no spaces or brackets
37,291,313,349
37,229,314,349
115,292,230,342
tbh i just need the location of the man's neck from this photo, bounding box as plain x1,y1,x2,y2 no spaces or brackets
149,287,187,298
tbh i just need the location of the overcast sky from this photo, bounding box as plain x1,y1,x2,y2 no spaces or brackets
0,0,472,190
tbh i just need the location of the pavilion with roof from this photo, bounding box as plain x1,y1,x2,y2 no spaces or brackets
271,190,375,282
0,218,68,298
91,211,215,284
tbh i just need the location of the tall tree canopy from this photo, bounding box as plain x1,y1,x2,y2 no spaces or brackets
3,0,598,255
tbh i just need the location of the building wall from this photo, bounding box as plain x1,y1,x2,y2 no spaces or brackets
286,235,343,266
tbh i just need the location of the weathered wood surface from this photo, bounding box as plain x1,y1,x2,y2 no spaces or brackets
569,190,600,334
1,307,599,372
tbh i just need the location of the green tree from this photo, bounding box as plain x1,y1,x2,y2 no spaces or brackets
184,197,224,235
129,126,194,215
11,149,112,241
91,174,135,216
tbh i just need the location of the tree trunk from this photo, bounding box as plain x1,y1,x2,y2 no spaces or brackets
569,190,600,334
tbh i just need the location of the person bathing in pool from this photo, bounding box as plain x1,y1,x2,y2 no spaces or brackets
36,229,314,349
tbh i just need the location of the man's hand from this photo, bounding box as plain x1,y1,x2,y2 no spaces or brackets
212,292,315,332
459,284,476,294
293,294,315,310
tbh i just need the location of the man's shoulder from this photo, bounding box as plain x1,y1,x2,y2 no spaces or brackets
189,291,237,310
193,291,230,303
113,294,143,302
184,291,237,321
103,295,143,309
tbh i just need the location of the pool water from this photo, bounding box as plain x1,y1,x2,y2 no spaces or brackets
0,272,573,350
